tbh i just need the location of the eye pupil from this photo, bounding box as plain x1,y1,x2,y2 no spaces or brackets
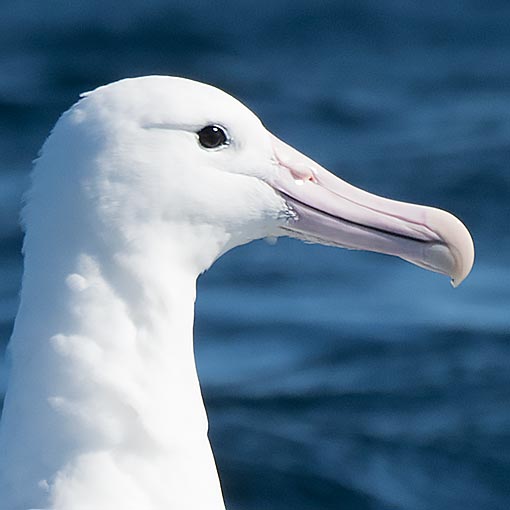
197,125,228,149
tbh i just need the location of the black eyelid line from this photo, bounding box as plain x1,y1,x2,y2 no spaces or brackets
142,122,233,147
142,122,200,131
143,122,231,138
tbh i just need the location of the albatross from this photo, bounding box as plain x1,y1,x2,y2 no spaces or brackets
0,76,474,510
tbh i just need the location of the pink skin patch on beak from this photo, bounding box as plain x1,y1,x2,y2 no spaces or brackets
272,140,317,185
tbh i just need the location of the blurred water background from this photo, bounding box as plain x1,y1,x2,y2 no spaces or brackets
1,1,509,508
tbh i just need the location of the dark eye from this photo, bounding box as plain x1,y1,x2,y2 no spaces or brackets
197,125,229,149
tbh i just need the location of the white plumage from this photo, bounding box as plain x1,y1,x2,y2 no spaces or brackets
0,76,473,509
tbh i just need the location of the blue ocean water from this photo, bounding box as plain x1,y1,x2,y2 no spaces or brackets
1,1,509,508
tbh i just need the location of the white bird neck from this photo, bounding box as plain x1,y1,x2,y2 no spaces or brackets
0,224,227,509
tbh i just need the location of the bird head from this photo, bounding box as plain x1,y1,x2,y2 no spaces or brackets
30,76,474,284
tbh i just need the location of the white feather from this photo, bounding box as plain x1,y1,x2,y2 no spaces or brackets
0,76,287,510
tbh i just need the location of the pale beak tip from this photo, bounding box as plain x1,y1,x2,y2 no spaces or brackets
430,208,475,288
451,224,475,288
450,239,475,288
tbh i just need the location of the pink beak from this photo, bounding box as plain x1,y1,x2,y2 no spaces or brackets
267,135,474,287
